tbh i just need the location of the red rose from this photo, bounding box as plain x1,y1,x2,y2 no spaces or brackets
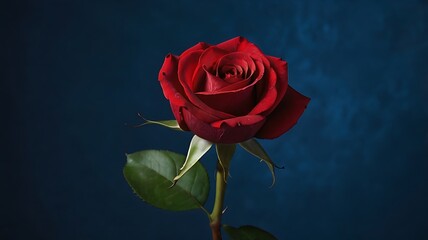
158,37,310,144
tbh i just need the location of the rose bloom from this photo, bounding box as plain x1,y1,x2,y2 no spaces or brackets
158,37,310,144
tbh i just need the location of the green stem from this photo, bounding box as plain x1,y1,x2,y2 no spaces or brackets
209,159,228,240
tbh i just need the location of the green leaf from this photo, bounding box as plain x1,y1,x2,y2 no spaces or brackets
216,144,236,183
123,150,210,211
173,135,213,183
141,119,183,131
239,139,277,186
223,225,278,240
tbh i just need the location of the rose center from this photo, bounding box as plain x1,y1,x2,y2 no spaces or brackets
218,64,243,83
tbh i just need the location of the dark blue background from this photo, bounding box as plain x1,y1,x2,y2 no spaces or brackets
4,0,428,239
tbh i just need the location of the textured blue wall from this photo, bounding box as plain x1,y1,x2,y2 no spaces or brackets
4,0,428,239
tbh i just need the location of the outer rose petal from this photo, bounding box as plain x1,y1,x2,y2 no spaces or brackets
170,104,189,131
256,86,310,139
216,36,243,52
265,56,288,113
182,108,265,144
179,42,210,58
158,54,187,106
249,68,278,116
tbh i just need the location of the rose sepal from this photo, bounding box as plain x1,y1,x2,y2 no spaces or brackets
215,144,236,183
173,135,213,184
135,115,183,131
239,139,278,187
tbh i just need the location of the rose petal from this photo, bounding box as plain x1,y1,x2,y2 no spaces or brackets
178,50,205,91
180,42,210,58
233,38,271,82
211,115,265,128
159,55,209,128
216,36,244,52
256,86,310,139
160,54,234,123
190,46,230,92
249,68,278,115
170,104,189,131
202,66,230,91
249,56,288,116
250,55,267,83
158,54,187,106
266,56,288,113
199,46,230,70
196,82,255,116
177,42,210,93
220,65,242,79
237,38,269,62
216,52,255,80
182,108,265,143
196,61,269,116
216,78,251,92
195,53,268,116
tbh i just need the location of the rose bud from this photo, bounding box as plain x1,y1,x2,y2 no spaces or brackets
159,37,310,144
